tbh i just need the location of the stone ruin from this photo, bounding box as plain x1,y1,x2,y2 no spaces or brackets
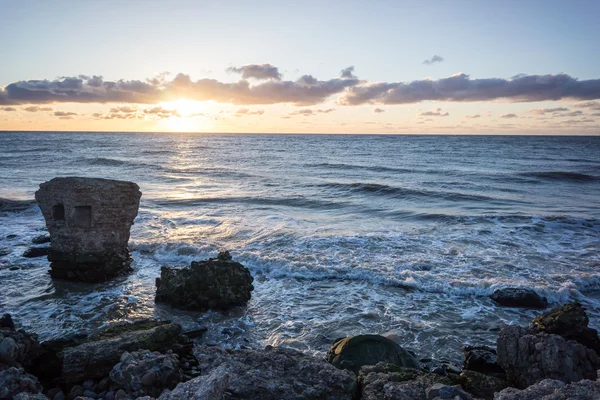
35,177,142,282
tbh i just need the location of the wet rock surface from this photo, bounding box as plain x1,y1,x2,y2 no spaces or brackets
155,251,254,311
327,334,421,373
494,376,600,399
532,301,600,354
496,325,599,388
462,345,505,377
0,367,44,399
157,364,229,400
35,177,141,282
22,246,50,258
459,370,508,399
193,344,356,399
490,288,548,309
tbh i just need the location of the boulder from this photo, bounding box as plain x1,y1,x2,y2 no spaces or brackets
155,251,254,311
426,383,473,400
193,344,356,399
358,363,457,400
490,288,548,309
35,177,141,282
22,246,50,258
494,377,600,399
157,364,229,400
496,325,599,388
326,334,420,373
532,301,600,354
463,345,505,377
32,235,51,245
0,367,44,399
459,370,508,399
61,322,183,383
109,350,181,398
0,317,40,368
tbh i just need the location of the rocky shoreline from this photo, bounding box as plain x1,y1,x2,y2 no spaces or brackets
2,298,600,399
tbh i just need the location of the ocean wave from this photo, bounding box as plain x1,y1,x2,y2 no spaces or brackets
306,162,414,174
152,196,348,210
0,198,36,212
518,171,600,182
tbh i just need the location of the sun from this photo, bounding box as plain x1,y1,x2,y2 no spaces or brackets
156,99,214,132
159,99,204,117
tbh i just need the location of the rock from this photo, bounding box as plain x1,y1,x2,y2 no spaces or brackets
32,235,51,245
463,345,505,377
0,314,15,330
459,370,508,399
0,367,44,399
326,334,421,373
114,389,130,400
82,379,95,390
0,320,40,368
82,391,96,398
35,177,142,282
13,394,50,400
68,385,84,399
193,344,356,399
53,392,65,400
358,362,458,400
426,383,473,399
61,322,183,383
0,248,10,257
532,301,600,354
155,253,254,311
23,246,50,258
490,288,548,309
158,364,229,400
494,376,600,399
109,350,180,397
496,324,599,388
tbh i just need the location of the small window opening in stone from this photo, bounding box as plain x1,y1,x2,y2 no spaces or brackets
73,206,92,228
52,204,65,221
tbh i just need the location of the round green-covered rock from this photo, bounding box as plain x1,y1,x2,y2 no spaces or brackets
326,334,420,373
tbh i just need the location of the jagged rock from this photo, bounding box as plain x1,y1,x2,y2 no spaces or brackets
426,383,473,400
158,364,229,400
35,177,141,282
0,318,40,368
12,393,49,400
358,363,457,400
109,350,181,398
490,288,548,309
494,376,600,399
22,246,50,258
0,248,11,257
61,322,183,383
326,334,420,373
155,253,254,311
193,344,356,399
459,370,508,399
0,367,44,399
496,325,599,388
32,235,51,245
463,345,505,377
532,301,600,354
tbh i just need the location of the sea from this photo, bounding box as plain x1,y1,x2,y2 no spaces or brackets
1,132,599,362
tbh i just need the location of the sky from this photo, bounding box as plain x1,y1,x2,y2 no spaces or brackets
1,0,599,134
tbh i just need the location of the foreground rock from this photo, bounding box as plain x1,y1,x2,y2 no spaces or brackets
490,288,548,309
462,345,505,377
193,344,356,399
459,370,508,399
532,301,600,354
0,367,45,399
35,177,141,282
494,376,600,399
158,364,229,400
155,251,254,311
497,324,599,389
0,322,40,369
326,334,420,373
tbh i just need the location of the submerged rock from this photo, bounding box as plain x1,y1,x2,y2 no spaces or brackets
109,350,181,398
494,376,600,399
22,246,50,258
31,235,51,245
496,325,599,388
490,288,548,309
155,251,254,311
35,177,141,282
193,344,356,399
532,301,600,354
326,334,420,373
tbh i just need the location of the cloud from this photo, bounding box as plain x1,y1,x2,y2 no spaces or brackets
1,107,17,111
235,108,264,116
419,108,449,117
500,113,518,118
423,55,444,65
339,73,600,105
529,107,569,115
54,111,77,117
373,108,385,113
226,64,282,80
340,66,357,79
289,108,335,117
58,116,74,120
562,110,584,117
574,101,600,110
109,106,137,113
465,114,481,118
143,106,180,118
23,106,53,112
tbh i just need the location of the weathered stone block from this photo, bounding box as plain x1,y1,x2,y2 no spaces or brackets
35,177,141,282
